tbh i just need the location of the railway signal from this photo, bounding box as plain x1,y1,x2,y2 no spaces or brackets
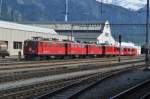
118,34,122,62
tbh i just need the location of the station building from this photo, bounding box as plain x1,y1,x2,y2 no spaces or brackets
0,21,71,56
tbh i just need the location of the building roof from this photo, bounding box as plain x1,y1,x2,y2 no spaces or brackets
0,20,57,34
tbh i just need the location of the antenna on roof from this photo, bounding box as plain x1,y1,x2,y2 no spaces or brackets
65,0,69,22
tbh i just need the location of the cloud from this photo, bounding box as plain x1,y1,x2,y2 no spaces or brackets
96,0,146,10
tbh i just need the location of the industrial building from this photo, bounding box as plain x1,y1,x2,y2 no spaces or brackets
26,21,104,42
0,21,71,56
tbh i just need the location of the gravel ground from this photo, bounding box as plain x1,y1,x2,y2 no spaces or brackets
78,68,150,99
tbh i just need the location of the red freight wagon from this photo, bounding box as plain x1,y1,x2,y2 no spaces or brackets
87,44,102,55
102,45,116,55
66,42,87,56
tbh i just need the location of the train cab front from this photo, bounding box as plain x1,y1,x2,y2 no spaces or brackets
24,40,37,59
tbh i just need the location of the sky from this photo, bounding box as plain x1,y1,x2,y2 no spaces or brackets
96,0,146,10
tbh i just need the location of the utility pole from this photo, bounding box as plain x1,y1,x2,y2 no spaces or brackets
145,0,149,68
0,0,3,17
71,24,73,41
85,12,89,39
65,0,69,22
100,0,103,14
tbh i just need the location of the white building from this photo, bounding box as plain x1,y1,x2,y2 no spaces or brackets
96,21,141,54
97,21,116,45
0,21,71,56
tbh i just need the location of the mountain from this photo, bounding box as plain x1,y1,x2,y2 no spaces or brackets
0,0,148,44
96,0,146,11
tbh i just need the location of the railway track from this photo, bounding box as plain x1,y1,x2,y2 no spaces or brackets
0,57,137,69
0,74,95,99
0,57,119,65
142,92,150,99
0,60,144,99
0,56,143,74
111,76,150,99
0,56,142,66
35,62,144,99
0,58,144,83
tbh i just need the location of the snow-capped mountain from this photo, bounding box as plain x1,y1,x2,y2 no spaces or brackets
96,0,146,10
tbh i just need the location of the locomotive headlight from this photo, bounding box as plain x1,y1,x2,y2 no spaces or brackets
29,48,32,52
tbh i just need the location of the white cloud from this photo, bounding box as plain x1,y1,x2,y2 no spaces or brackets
96,0,146,10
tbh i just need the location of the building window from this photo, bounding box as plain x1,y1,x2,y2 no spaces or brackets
13,42,22,49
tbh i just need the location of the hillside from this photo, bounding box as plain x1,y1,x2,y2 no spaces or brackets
0,0,147,44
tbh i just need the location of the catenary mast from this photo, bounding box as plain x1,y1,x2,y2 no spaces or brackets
65,0,69,22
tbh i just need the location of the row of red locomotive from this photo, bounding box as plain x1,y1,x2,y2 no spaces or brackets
24,38,137,59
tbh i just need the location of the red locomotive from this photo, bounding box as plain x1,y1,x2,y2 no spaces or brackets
66,42,87,57
24,37,137,60
87,44,102,57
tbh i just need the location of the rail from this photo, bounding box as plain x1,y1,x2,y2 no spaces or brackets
141,92,150,99
0,59,144,83
111,78,150,99
0,56,143,66
35,62,143,99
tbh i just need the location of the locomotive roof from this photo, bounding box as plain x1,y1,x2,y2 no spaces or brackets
26,39,89,44
0,20,57,34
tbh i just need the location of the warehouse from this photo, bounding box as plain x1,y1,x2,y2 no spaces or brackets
0,20,71,56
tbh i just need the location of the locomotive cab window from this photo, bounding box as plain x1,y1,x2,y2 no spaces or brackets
24,42,28,47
